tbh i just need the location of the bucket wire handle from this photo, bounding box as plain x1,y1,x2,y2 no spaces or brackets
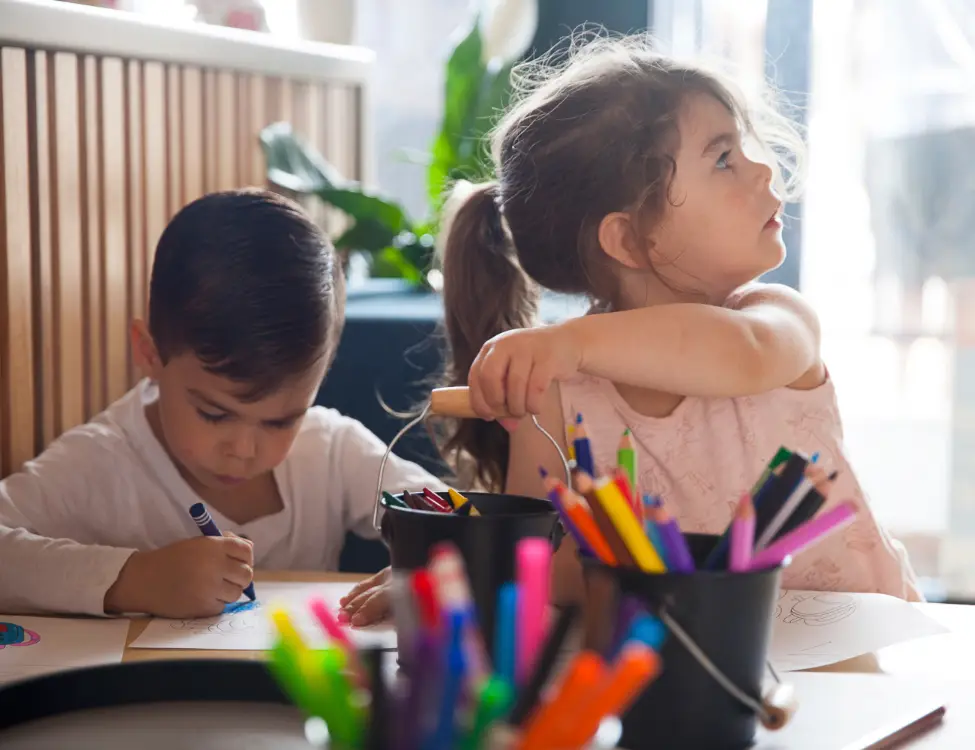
372,387,572,533
657,606,797,730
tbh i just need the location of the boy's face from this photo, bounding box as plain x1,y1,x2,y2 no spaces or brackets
132,322,326,493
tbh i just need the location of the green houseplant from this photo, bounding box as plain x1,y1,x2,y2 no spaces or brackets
260,0,538,287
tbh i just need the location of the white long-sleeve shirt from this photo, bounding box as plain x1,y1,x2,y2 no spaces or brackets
0,380,443,616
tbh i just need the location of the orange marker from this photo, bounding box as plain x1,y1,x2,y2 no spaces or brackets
519,651,607,748
561,643,662,746
558,484,618,566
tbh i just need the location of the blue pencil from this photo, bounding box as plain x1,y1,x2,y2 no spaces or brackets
188,502,256,601
573,413,596,477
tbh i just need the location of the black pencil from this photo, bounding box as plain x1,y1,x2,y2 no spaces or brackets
508,604,580,727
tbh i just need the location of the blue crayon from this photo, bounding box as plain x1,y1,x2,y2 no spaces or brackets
188,502,256,601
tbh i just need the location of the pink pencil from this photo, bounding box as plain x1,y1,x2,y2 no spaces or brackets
728,493,755,572
746,501,858,571
516,537,551,685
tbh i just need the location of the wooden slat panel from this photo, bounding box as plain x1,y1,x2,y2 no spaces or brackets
292,80,325,227
166,64,183,216
182,66,204,204
0,47,36,475
48,52,85,434
244,74,265,188
202,69,218,192
80,55,105,417
323,83,354,237
216,70,236,190
143,61,166,309
27,51,55,449
124,59,144,385
101,57,128,403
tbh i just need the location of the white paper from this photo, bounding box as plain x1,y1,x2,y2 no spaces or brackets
0,615,129,684
770,590,948,672
129,581,396,651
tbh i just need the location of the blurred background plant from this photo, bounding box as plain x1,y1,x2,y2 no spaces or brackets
260,0,538,288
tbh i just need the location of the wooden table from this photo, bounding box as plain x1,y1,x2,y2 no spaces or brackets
121,573,975,746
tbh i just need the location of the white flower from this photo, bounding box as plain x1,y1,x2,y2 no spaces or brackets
477,0,538,66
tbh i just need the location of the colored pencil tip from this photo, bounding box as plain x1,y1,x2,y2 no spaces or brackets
622,428,631,436
811,452,820,464
828,469,839,481
575,412,583,424
538,466,548,478
736,493,754,518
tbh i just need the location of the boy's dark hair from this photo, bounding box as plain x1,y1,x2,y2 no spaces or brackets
148,189,345,400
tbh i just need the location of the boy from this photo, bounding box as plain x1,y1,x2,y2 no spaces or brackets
0,190,440,618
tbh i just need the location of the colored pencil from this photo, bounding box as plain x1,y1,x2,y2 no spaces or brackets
574,470,636,567
771,469,838,542
573,413,596,476
422,487,453,512
755,463,827,550
728,493,756,572
557,484,618,565
447,487,480,516
746,500,858,571
566,423,577,463
540,468,595,557
592,476,666,573
650,502,695,573
618,429,637,492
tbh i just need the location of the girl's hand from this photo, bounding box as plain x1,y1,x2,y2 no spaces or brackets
468,324,583,420
339,567,391,626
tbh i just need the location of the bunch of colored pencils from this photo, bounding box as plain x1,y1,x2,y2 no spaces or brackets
383,486,480,516
267,538,662,750
549,416,858,575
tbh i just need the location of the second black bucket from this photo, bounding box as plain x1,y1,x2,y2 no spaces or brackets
380,492,560,656
581,533,782,750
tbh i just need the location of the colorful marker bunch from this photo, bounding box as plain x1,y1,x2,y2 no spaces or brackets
267,538,662,749
382,486,480,516
551,416,858,574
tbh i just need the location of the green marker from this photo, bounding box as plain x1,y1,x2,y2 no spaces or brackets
617,429,637,490
321,647,363,748
461,676,514,750
382,491,409,510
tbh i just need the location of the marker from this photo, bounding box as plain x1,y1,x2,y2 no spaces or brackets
189,502,256,601
515,538,552,684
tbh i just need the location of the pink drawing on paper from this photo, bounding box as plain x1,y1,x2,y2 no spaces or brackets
0,622,41,649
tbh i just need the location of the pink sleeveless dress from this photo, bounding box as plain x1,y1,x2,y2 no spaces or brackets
559,375,922,601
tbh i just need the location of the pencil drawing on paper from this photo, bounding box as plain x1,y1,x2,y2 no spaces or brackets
0,622,40,649
170,600,264,635
783,593,857,626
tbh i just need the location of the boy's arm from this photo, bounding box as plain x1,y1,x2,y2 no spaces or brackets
565,283,823,398
504,384,583,605
0,448,138,616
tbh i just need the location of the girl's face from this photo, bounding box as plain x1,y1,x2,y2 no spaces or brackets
647,93,785,300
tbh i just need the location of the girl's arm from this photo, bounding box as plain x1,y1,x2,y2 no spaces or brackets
468,283,826,420
567,283,825,397
503,383,584,605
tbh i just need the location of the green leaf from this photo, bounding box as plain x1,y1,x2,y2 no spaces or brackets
333,220,399,253
371,247,424,284
259,122,346,195
427,20,486,212
315,187,412,235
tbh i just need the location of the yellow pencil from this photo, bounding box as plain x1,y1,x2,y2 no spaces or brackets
592,477,666,573
447,487,480,516
566,424,577,463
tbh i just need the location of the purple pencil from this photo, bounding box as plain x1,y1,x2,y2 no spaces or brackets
651,503,696,573
747,501,857,571
539,468,594,556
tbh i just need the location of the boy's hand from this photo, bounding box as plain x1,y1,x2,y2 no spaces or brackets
105,535,254,618
468,324,583,421
339,567,391,626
